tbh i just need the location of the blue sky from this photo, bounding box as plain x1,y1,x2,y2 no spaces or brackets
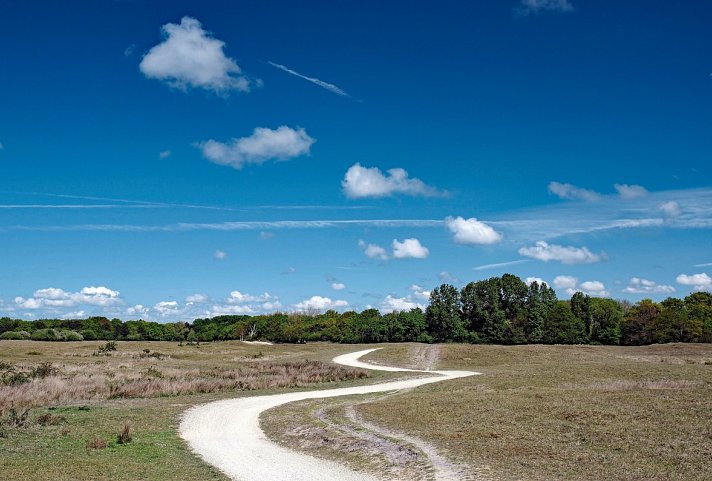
1,0,711,321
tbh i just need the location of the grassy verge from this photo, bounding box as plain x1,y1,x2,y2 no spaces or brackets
262,343,711,481
0,340,374,480
362,343,712,481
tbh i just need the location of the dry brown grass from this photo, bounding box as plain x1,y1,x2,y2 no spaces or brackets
359,343,712,481
0,340,366,412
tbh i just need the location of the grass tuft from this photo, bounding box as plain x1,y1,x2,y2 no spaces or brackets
86,437,107,450
116,423,132,444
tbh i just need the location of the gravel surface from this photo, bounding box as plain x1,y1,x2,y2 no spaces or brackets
179,348,479,481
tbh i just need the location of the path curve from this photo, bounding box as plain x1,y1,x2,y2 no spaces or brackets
180,348,479,481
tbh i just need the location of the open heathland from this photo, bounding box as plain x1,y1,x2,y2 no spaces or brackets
264,343,712,481
0,340,373,481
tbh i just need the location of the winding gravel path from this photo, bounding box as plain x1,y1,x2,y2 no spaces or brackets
179,348,479,481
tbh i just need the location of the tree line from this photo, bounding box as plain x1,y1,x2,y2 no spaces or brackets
1,274,710,345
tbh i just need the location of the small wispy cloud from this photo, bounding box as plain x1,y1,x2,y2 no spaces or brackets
124,44,136,57
514,0,574,17
614,183,648,199
473,260,529,271
548,181,601,202
268,61,350,97
159,150,171,159
342,163,447,198
519,241,603,264
197,126,315,170
0,204,164,209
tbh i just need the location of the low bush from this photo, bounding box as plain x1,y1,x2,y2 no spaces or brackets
79,329,98,340
31,362,58,379
60,330,84,341
30,329,63,341
36,412,64,426
0,331,30,340
2,407,31,428
86,437,107,450
96,341,117,354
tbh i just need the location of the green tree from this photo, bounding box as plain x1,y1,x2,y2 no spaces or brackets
621,299,660,345
588,298,623,345
570,291,591,339
542,301,587,344
525,281,557,343
426,284,465,342
684,292,712,342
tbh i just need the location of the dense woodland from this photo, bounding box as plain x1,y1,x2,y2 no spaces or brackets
1,274,711,345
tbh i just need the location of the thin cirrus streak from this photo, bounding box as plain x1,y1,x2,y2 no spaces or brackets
473,259,530,271
0,204,166,209
4,192,368,212
268,61,350,97
3,219,445,232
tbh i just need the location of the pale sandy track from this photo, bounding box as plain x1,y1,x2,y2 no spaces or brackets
180,348,479,481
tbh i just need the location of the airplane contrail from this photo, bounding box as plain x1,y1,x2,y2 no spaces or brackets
268,61,350,97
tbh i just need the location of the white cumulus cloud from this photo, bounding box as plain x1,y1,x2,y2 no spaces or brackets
154,301,180,315
553,276,608,297
379,295,424,313
185,293,209,304
140,17,251,94
658,201,682,218
548,181,601,202
331,283,346,291
358,240,389,260
445,216,502,245
294,296,348,312
198,126,314,170
14,286,122,309
410,284,431,301
553,275,578,290
342,163,445,199
676,273,712,292
614,184,648,199
213,249,227,260
525,277,547,286
228,291,274,304
622,278,675,294
392,238,429,259
519,241,601,264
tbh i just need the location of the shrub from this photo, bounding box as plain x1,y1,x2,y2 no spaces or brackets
2,370,30,386
31,362,58,379
36,413,64,426
2,407,31,428
30,329,63,341
60,330,84,341
97,341,117,354
79,329,98,340
117,423,132,444
86,437,107,450
0,331,30,340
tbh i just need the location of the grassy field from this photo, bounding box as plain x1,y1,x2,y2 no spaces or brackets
0,340,375,481
2,341,710,481
264,343,712,481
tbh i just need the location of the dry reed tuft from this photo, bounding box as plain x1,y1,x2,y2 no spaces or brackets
117,422,132,444
0,359,366,412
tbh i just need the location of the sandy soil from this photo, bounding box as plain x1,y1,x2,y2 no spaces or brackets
179,348,478,481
